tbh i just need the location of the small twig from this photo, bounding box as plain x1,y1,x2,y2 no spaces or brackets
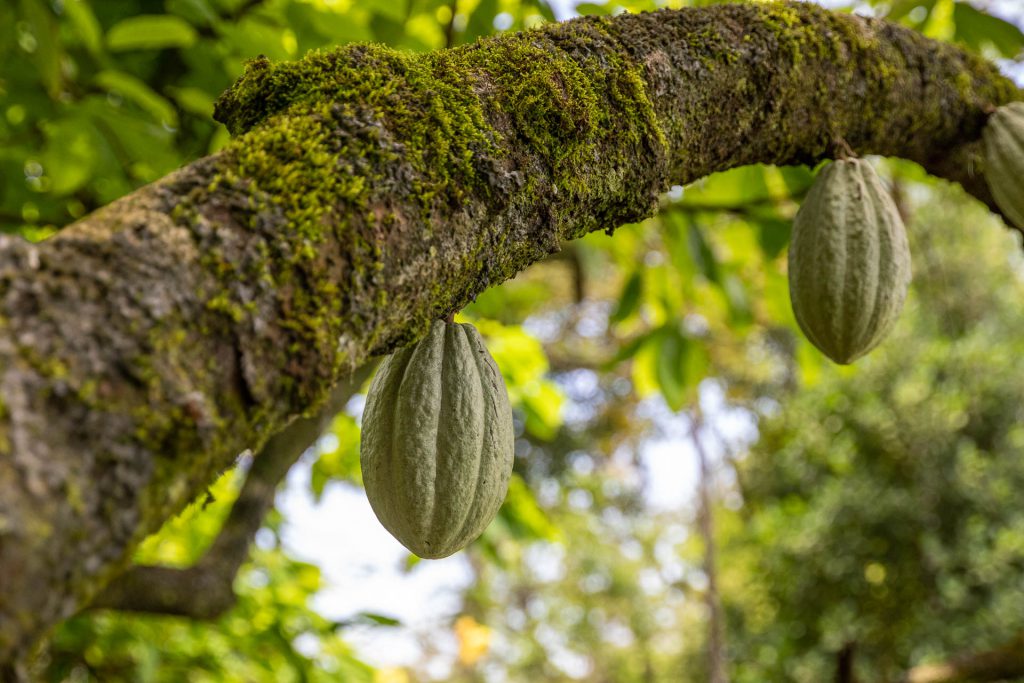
834,136,857,160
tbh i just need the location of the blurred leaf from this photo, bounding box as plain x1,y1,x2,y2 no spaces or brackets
334,612,403,628
133,468,243,566
362,0,409,23
95,70,179,126
528,0,557,22
474,318,565,439
19,0,62,98
723,273,753,326
310,412,362,500
498,474,560,541
465,0,500,41
610,270,643,324
683,165,771,206
283,3,372,48
167,0,220,27
777,165,815,196
605,329,658,370
687,221,720,284
39,115,102,195
520,381,564,441
953,2,1024,58
887,0,937,22
63,0,104,57
655,325,690,411
106,15,199,51
167,86,216,119
922,0,955,40
576,3,613,15
753,214,792,260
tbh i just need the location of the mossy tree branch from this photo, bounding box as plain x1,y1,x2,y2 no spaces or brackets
0,0,1018,667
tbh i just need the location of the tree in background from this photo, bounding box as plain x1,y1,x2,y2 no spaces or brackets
723,188,1024,682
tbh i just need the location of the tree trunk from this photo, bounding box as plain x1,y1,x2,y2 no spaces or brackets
0,0,1018,664
692,412,727,683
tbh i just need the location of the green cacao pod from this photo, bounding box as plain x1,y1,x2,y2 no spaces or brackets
360,320,514,559
983,102,1024,229
787,158,911,365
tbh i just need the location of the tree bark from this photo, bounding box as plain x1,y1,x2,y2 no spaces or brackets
0,0,1018,664
902,633,1024,683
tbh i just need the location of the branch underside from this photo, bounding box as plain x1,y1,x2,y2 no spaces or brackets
0,0,1018,664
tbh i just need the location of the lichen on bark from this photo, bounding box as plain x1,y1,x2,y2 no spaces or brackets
0,0,1020,668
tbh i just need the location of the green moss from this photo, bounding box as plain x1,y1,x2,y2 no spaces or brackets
205,293,246,323
205,25,665,411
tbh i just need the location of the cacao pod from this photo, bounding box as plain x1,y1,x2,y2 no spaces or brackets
788,158,911,365
360,320,514,559
983,102,1024,229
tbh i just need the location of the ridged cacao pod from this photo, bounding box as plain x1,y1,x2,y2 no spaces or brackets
360,320,514,559
983,102,1024,229
788,159,911,365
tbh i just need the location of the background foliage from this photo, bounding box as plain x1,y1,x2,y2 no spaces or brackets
3,0,1024,680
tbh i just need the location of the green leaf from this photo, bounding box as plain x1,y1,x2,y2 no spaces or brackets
498,475,560,542
687,221,720,284
19,0,62,99
922,0,955,40
753,214,792,261
464,0,500,41
777,165,815,197
167,86,215,119
529,0,557,22
362,0,408,23
953,2,1024,58
39,116,102,195
333,611,402,629
610,271,643,324
576,3,613,15
310,413,362,501
604,330,657,370
167,0,219,27
283,3,372,48
106,15,198,51
656,326,690,411
354,612,401,627
63,0,103,57
521,382,564,441
723,273,753,327
887,0,937,22
94,71,178,127
683,165,771,206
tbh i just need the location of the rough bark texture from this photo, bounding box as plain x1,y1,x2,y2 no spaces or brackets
0,0,1019,665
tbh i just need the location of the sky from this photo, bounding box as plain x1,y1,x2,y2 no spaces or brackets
275,0,1024,676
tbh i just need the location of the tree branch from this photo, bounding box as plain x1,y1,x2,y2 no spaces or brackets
902,633,1024,683
88,361,375,618
0,0,1019,663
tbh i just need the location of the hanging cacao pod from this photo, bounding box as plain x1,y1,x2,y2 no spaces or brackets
360,320,514,559
788,158,912,365
983,101,1024,229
